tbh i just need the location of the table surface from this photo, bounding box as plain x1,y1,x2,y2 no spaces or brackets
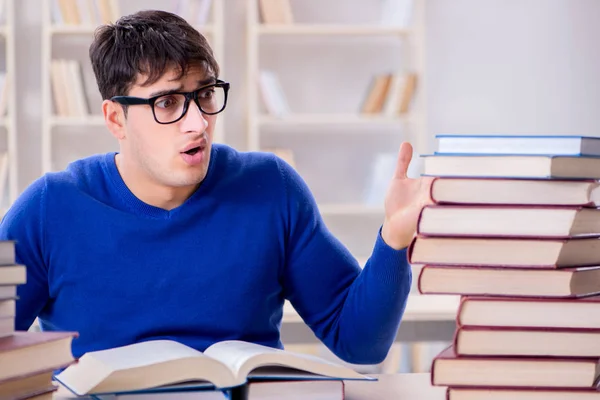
53,373,446,399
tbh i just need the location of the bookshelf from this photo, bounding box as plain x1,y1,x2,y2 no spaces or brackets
0,0,17,214
246,0,427,252
40,0,225,174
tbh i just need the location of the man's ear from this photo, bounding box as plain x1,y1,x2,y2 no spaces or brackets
103,100,126,140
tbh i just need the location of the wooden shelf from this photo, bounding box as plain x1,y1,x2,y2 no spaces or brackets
256,24,411,36
50,115,106,126
49,24,214,35
318,203,384,216
259,113,408,126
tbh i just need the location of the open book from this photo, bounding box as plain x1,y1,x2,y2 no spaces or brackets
54,340,372,396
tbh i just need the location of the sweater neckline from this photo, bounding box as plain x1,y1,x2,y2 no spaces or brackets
102,146,219,219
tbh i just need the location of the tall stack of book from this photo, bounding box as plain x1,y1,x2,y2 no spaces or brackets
410,135,600,399
0,239,76,399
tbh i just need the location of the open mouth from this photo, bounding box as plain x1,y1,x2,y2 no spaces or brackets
183,146,202,156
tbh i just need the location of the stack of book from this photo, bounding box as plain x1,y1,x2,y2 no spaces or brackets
410,135,600,399
0,239,77,399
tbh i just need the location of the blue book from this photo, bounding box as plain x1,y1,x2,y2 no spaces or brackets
434,135,600,157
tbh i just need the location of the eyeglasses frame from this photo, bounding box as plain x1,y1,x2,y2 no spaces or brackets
110,79,230,125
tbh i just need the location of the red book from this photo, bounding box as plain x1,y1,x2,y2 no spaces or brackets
429,177,600,207
416,204,600,239
0,331,77,382
453,325,600,358
447,386,600,400
408,235,600,268
417,264,600,298
431,345,600,389
456,296,600,329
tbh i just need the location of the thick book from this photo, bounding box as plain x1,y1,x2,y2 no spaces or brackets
408,236,600,267
55,339,371,396
454,326,600,357
0,285,16,301
417,265,600,298
421,154,600,179
431,345,600,389
429,177,600,206
0,331,77,382
89,380,345,400
0,241,15,265
456,296,600,329
417,205,600,238
0,368,57,400
434,135,600,156
447,386,600,400
0,265,26,286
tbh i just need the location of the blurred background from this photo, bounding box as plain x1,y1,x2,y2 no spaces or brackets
1,0,599,373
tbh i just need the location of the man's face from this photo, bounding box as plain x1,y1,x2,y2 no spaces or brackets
121,65,218,189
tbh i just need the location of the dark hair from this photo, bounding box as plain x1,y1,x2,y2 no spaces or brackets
89,10,220,102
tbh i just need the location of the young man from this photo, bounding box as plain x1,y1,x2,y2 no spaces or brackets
0,10,432,364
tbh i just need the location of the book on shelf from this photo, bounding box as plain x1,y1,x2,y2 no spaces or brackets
258,70,291,117
50,59,91,118
55,339,372,396
52,0,120,26
360,71,417,116
416,205,600,238
0,152,9,211
417,265,600,298
421,154,600,179
428,177,600,206
435,134,600,157
361,73,392,114
258,0,294,25
0,71,8,117
408,236,600,268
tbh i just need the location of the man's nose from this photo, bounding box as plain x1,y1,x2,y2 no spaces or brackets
181,100,208,132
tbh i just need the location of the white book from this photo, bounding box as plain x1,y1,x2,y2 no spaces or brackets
258,70,290,117
55,339,370,396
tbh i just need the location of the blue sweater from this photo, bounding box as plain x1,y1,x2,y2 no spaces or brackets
0,144,411,363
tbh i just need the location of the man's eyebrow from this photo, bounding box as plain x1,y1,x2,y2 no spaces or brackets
149,84,184,98
198,77,217,87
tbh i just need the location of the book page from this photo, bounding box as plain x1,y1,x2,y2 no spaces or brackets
87,340,205,370
55,340,239,395
204,340,368,382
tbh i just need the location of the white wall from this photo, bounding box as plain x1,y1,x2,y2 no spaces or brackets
425,0,600,150
12,0,600,192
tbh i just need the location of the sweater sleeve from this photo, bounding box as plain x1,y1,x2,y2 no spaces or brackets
277,159,412,365
0,176,49,330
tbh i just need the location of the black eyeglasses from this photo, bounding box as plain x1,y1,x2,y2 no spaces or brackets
111,79,230,124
